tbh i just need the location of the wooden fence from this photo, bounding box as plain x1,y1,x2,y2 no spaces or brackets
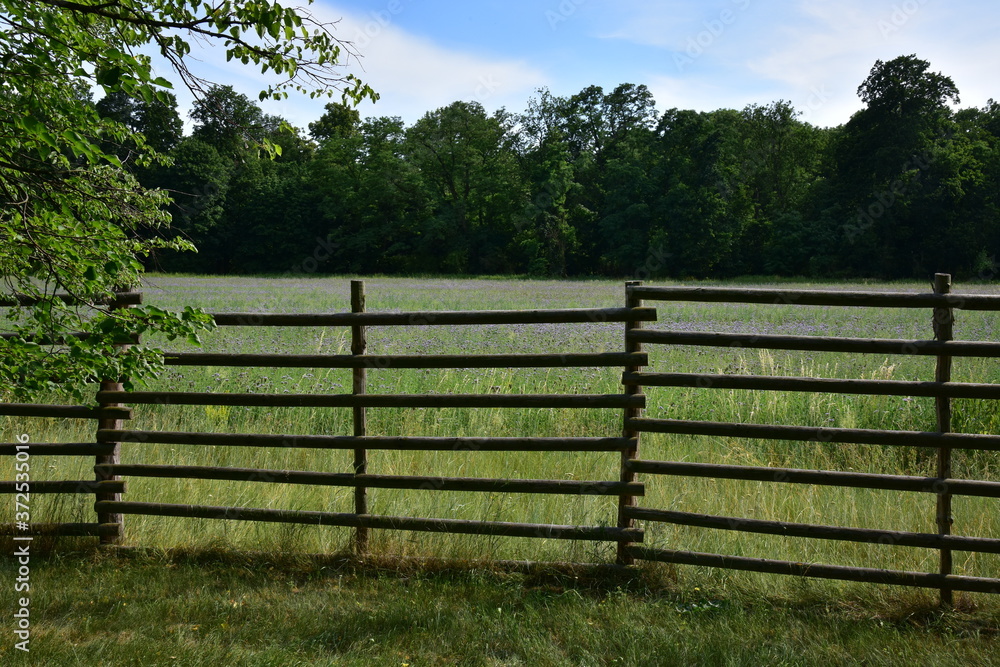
3,276,1000,604
3,281,654,552
1,291,137,540
620,275,1000,603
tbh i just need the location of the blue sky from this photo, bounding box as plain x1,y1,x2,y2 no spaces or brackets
170,0,999,131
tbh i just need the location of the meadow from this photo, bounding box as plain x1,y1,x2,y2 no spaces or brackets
3,275,1000,664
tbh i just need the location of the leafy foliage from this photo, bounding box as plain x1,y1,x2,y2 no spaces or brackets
0,0,374,400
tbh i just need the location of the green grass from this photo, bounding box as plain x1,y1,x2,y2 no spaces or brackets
3,275,1000,660
1,547,998,666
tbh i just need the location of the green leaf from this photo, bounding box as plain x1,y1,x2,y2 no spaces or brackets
96,66,124,88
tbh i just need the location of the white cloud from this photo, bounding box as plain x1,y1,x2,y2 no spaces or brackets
596,1,693,49
149,2,549,131
299,3,549,123
645,74,754,114
589,0,998,127
596,0,758,50
740,0,1000,125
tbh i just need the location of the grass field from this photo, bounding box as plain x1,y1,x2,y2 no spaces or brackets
3,275,1000,664
2,547,999,666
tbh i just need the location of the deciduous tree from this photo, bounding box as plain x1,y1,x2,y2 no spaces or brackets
0,0,373,399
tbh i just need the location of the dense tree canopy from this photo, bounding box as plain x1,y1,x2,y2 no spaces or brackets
135,55,996,284
0,0,374,399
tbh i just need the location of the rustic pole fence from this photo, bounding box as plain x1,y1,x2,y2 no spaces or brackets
351,280,369,555
617,281,643,565
94,287,137,545
8,278,1000,600
89,285,654,557
933,273,955,605
0,291,134,539
620,277,1000,602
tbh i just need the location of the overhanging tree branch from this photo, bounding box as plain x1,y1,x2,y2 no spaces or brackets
0,0,373,400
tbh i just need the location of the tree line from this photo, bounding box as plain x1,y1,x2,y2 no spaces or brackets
105,55,1000,280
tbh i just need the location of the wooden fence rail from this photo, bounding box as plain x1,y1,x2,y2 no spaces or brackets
624,459,1000,498
626,285,1000,310
94,391,645,409
96,429,638,451
623,371,1000,399
628,330,1000,357
624,275,1000,604
95,464,645,496
163,352,647,369
207,307,656,327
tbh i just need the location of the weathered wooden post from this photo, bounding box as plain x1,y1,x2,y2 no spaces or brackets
95,288,138,545
933,273,954,605
351,280,369,555
617,280,644,565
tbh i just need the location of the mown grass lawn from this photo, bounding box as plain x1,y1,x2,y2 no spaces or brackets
1,546,998,666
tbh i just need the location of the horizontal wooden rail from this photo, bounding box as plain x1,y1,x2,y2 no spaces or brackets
627,286,1000,311
97,464,644,496
0,292,143,308
628,330,1000,357
0,404,132,420
98,429,638,452
0,443,116,456
624,507,1000,554
0,480,125,494
626,546,1000,594
97,391,643,410
95,501,645,542
210,307,657,327
624,460,1000,498
622,371,1000,399
627,418,1000,450
0,522,121,537
164,351,648,369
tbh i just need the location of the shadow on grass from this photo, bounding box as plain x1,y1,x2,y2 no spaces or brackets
2,542,999,666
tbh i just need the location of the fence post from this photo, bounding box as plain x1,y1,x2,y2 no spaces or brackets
351,280,369,556
95,288,137,545
617,280,644,565
933,273,954,605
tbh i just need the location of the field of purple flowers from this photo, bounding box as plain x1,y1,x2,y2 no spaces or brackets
8,276,1000,594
